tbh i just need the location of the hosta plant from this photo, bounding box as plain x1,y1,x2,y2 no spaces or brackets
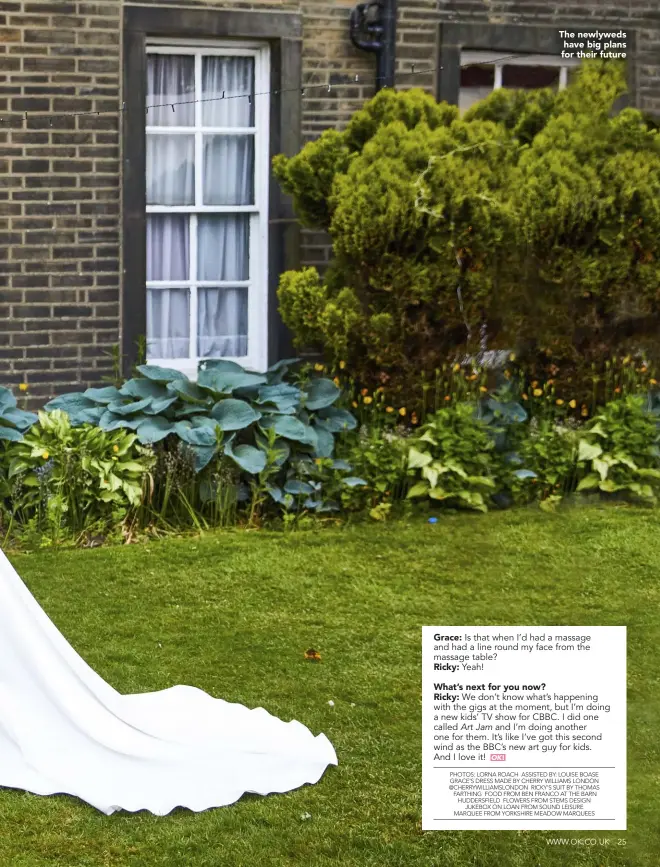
43,359,360,515
406,403,497,512
4,409,154,534
575,395,660,502
0,387,38,443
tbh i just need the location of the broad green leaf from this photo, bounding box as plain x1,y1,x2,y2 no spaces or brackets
316,406,357,432
423,465,439,488
136,416,176,444
408,447,432,469
342,477,368,487
305,377,341,410
174,421,218,447
119,379,168,400
210,398,261,431
262,415,306,442
577,439,603,462
467,475,496,487
2,407,38,430
136,364,186,383
592,457,610,481
312,424,334,458
44,393,97,420
107,398,153,416
198,367,267,395
256,383,302,413
8,458,30,478
0,426,24,442
198,359,245,374
0,387,17,412
613,452,637,470
513,468,537,479
284,480,314,495
576,472,600,491
144,395,178,415
407,481,429,498
83,386,122,404
166,379,209,405
99,411,149,431
637,467,660,480
224,437,267,474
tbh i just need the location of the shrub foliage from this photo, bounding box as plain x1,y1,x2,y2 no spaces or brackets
273,61,660,402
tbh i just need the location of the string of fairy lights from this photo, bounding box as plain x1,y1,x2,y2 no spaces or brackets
0,56,526,129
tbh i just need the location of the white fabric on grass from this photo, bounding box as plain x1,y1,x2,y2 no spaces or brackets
0,548,337,815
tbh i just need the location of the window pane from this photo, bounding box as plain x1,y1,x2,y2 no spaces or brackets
502,65,560,89
147,54,195,126
147,288,190,359
459,65,496,113
198,287,248,358
147,215,189,281
202,56,255,127
460,65,495,89
147,134,195,205
203,135,254,205
198,215,249,281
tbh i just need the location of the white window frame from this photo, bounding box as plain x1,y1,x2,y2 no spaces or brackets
145,39,270,380
459,50,582,114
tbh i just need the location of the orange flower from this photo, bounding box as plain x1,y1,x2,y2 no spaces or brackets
614,387,621,394
556,398,564,406
386,406,394,413
361,388,369,396
444,395,451,401
411,412,418,424
531,380,539,388
304,648,321,662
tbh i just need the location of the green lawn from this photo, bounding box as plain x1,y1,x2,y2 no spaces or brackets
1,506,658,867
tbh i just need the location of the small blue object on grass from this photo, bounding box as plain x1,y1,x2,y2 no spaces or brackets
428,517,438,524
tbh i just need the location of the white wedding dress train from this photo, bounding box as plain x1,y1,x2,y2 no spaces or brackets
0,548,337,815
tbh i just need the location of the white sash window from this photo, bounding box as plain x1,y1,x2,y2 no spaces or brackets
145,42,270,377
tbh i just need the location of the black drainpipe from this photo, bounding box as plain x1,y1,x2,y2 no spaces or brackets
349,0,397,91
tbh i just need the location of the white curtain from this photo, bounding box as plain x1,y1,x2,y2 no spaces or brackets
147,288,189,359
146,135,194,206
202,56,254,127
147,54,195,126
198,215,249,358
146,54,255,361
203,135,254,205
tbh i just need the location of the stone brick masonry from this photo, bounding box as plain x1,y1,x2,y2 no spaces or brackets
0,0,658,402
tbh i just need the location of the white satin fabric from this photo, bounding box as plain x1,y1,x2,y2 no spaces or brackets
0,548,337,815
